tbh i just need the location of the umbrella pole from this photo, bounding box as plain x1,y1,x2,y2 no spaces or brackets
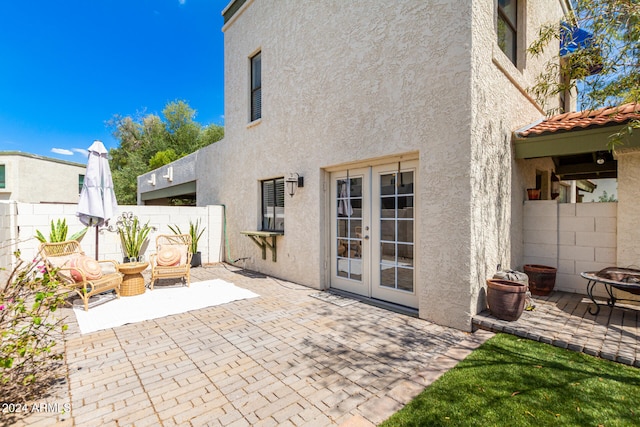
95,225,99,260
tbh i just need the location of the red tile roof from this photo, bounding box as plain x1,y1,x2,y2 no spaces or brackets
516,102,640,137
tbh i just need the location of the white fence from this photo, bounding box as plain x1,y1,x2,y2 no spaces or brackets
0,202,224,273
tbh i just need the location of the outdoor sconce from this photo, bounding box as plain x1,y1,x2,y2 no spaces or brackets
596,152,606,165
285,173,304,197
163,166,173,182
147,174,156,186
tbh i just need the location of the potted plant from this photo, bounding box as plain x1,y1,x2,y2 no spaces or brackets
523,264,557,296
35,218,88,243
526,188,541,200
486,278,528,321
168,219,205,267
117,213,153,263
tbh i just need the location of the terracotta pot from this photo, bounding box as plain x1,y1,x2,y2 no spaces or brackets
527,188,541,200
524,264,557,296
486,279,528,321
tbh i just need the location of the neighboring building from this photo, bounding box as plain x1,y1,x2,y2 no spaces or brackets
0,152,86,204
140,0,572,331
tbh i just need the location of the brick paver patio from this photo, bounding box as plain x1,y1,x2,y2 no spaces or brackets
12,264,492,426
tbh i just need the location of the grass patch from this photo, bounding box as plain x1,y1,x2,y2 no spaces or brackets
381,333,640,426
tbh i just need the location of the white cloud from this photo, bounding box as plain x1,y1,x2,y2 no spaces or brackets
178,0,186,5
73,148,89,157
51,148,74,156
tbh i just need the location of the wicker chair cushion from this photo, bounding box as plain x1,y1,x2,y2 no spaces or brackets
157,246,181,266
70,255,103,282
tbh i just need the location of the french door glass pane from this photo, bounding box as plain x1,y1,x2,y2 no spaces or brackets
380,219,395,241
337,219,348,238
336,176,363,282
397,268,413,291
378,171,414,292
397,220,413,243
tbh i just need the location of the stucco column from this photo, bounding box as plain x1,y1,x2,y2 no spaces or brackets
616,149,640,267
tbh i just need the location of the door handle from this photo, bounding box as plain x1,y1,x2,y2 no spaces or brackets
364,235,369,240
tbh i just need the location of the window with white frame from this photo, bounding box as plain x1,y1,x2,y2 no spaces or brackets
497,0,518,65
250,51,262,122
262,177,284,232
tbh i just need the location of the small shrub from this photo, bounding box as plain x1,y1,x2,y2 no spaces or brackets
0,253,69,402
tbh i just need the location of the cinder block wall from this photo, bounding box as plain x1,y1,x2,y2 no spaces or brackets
0,201,16,279
523,201,618,298
0,203,225,272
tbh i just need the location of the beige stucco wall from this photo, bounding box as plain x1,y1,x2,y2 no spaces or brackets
191,0,566,331
465,0,565,323
616,150,640,267
205,0,475,294
0,153,86,204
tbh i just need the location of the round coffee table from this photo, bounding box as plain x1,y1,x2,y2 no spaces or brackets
118,262,149,296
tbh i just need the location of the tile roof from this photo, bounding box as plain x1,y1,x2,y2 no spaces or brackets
516,102,640,137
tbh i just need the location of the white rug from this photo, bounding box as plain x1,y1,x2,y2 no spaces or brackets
73,279,259,334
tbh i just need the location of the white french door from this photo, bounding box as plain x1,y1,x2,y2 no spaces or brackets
330,161,418,308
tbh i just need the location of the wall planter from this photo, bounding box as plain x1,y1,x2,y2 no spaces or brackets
524,264,557,296
486,279,528,321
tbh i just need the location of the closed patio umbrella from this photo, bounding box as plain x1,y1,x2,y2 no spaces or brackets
77,140,118,259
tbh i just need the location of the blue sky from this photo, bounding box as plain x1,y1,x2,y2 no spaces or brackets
0,0,228,164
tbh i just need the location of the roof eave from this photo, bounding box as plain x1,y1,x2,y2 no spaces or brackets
514,124,640,159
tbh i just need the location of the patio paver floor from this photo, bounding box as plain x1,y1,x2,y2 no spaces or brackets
13,265,640,426
13,264,491,427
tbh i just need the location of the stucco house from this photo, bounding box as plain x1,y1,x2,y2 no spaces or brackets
0,151,86,204
138,0,587,331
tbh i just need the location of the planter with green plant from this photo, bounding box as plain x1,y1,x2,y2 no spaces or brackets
168,219,205,267
35,219,88,243
116,213,153,263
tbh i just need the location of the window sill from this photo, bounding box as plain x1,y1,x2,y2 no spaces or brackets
247,118,262,129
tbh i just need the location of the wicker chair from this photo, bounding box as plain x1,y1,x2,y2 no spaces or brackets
39,240,122,311
149,234,192,290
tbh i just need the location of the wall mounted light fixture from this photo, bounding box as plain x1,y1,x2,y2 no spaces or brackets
285,172,304,197
596,152,606,165
163,166,174,182
147,174,156,186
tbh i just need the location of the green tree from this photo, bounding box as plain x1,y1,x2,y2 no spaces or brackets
528,0,640,112
108,100,224,205
597,190,618,202
149,149,179,170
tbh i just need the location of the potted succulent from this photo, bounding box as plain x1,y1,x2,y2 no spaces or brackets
35,218,88,243
117,213,153,263
168,219,205,267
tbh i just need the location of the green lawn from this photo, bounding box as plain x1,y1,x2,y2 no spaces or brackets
381,334,640,427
